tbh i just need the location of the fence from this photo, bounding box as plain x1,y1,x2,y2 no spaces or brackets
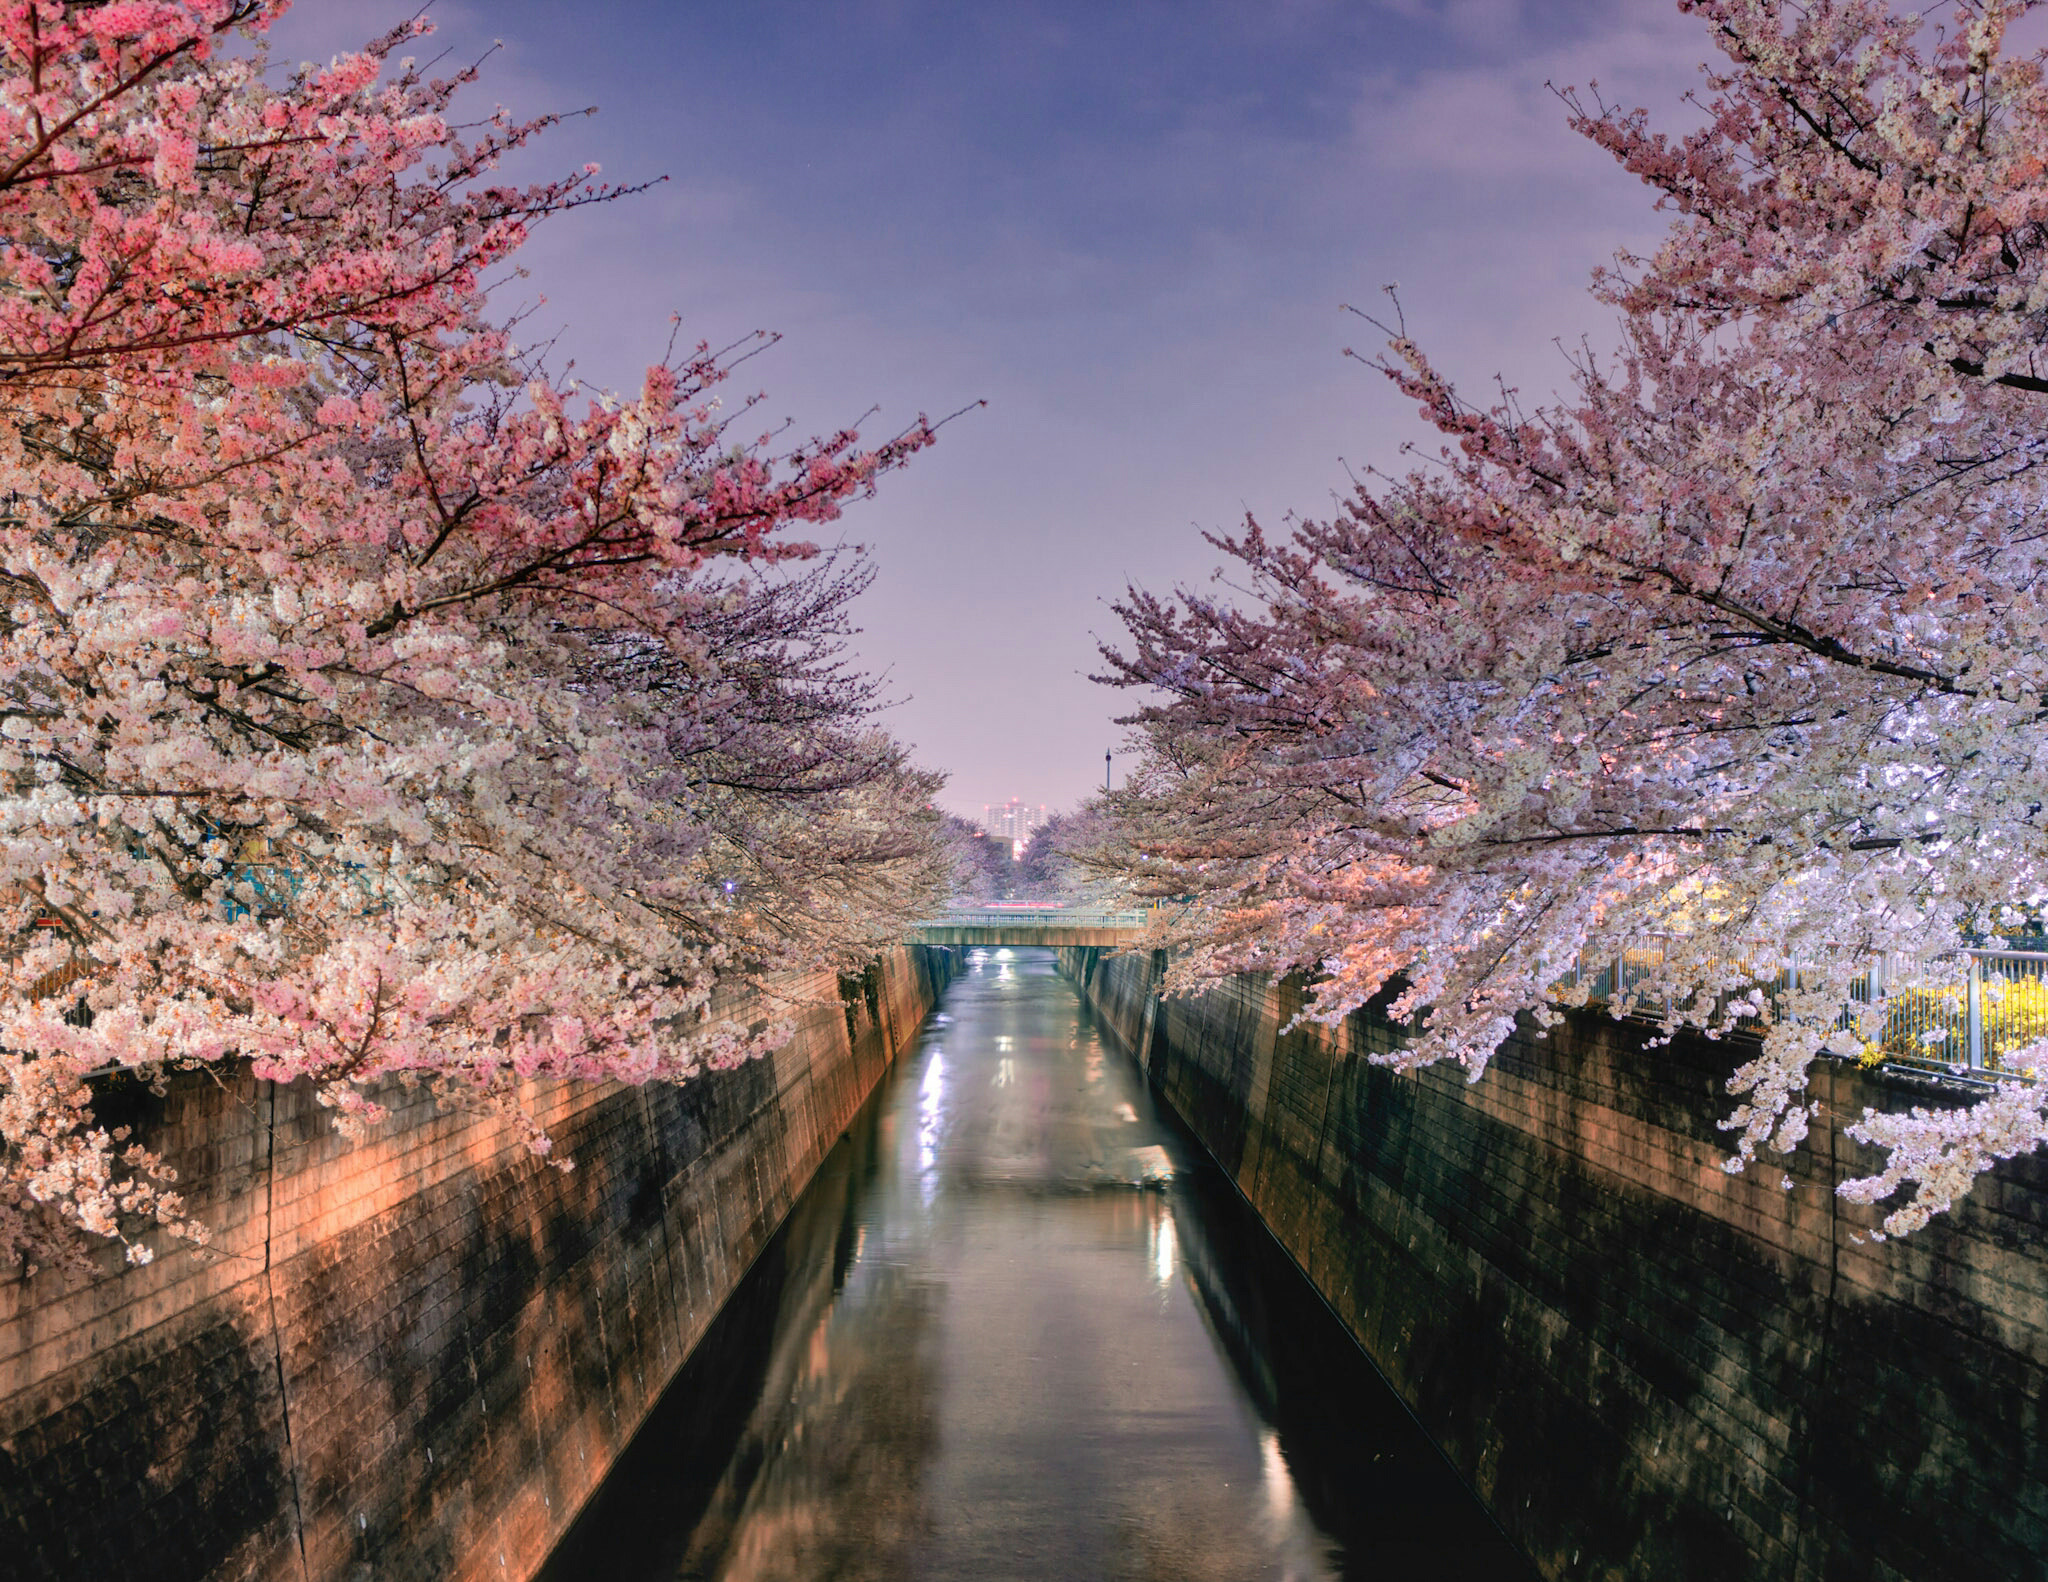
1566,940,2048,1075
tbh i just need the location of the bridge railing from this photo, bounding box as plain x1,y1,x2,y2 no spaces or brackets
915,907,1152,931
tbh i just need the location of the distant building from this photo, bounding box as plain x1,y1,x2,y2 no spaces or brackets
981,798,1049,856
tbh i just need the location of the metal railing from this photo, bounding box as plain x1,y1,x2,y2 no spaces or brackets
916,905,1152,931
1562,940,2048,1075
1879,947,2048,1071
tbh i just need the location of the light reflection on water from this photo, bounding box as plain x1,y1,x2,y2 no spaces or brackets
917,1052,945,1154
1151,1201,1177,1291
539,948,1531,1582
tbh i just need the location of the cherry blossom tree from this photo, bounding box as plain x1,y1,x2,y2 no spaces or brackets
1016,807,1121,902
0,2,948,1272
1015,815,1070,900
940,812,1015,901
1101,0,2048,1237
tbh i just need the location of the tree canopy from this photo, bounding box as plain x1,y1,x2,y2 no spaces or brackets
1100,0,2048,1238
0,1,950,1271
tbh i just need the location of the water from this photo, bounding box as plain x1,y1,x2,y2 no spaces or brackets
540,948,1530,1581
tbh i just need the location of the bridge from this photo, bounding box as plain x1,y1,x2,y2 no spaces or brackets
909,905,1152,948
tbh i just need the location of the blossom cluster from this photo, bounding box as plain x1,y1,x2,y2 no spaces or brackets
1100,0,2048,1237
0,3,950,1270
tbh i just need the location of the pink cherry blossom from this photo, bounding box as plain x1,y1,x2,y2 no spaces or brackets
0,3,953,1271
1101,0,2048,1239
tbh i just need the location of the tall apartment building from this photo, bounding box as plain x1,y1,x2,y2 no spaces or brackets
981,798,1049,853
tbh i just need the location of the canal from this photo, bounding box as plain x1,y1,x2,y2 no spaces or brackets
539,947,1530,1581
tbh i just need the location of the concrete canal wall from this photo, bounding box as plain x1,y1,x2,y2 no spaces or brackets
1061,947,2048,1582
0,946,955,1582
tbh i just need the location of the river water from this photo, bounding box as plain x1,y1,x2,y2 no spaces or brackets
539,948,1530,1581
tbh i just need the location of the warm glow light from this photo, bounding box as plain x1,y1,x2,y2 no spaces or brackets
1152,1207,1177,1288
918,1052,946,1182
1261,1429,1294,1525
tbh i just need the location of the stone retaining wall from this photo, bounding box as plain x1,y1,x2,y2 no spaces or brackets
1063,947,2048,1582
0,946,954,1582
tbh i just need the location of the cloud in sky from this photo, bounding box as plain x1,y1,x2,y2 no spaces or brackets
272,0,1716,816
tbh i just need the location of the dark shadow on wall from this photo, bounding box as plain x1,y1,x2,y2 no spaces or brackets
274,1077,691,1580
1091,976,1540,1582
1148,993,1764,1582
533,1093,900,1582
1163,1153,1536,1580
3,949,959,1582
0,1315,291,1582
1071,949,2048,1582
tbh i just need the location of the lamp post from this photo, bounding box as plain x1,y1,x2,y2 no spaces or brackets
1104,750,1112,792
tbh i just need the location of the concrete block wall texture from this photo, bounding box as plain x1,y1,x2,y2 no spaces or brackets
0,945,955,1582
1061,947,2048,1582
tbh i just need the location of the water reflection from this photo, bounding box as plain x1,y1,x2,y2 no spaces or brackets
1150,1203,1176,1291
540,949,1530,1582
918,1050,946,1192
